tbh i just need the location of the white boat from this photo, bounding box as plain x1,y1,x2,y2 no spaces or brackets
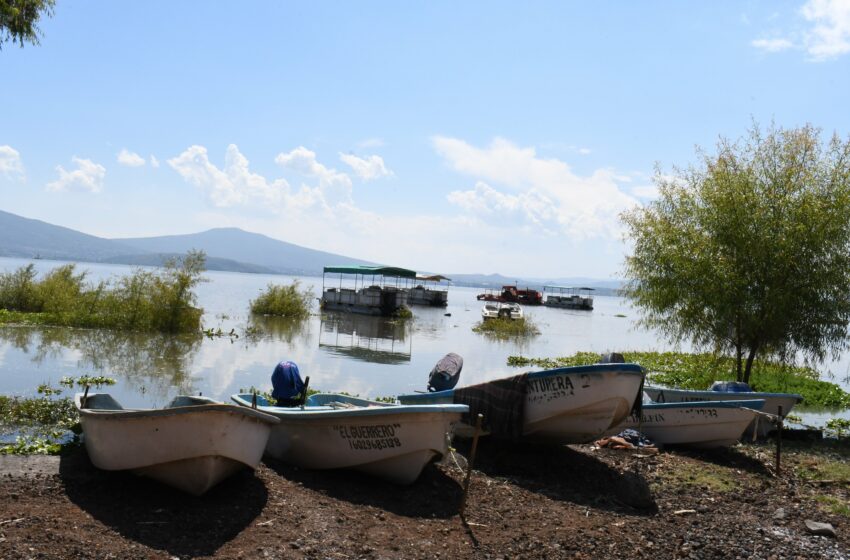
231,393,467,484
607,399,766,448
481,301,523,320
398,363,645,444
643,385,803,437
75,393,279,496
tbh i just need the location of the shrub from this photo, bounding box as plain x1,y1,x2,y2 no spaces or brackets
250,281,313,318
473,317,540,339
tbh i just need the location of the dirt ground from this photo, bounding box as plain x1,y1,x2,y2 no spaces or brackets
0,439,846,560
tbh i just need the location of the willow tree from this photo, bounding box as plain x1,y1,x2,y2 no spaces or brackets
622,123,850,384
0,0,55,49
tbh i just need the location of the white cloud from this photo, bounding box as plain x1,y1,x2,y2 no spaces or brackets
357,138,385,149
752,37,795,52
169,144,290,207
578,148,592,156
46,157,106,193
150,155,160,168
435,136,638,239
0,145,25,179
117,148,146,167
339,153,393,180
275,146,352,201
801,0,850,59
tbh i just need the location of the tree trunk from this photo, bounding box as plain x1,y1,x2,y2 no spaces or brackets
735,317,743,382
743,345,759,385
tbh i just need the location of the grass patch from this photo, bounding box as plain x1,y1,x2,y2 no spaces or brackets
655,459,740,493
0,251,206,333
250,281,313,318
506,351,850,407
473,317,540,339
813,495,850,517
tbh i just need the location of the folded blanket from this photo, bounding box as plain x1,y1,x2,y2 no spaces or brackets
453,373,528,440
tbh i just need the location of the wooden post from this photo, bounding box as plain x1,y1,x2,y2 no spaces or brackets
460,414,484,518
300,376,311,409
776,405,783,476
81,385,90,409
251,392,257,409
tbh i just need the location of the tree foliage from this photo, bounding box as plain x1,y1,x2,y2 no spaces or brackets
622,123,850,383
0,0,55,49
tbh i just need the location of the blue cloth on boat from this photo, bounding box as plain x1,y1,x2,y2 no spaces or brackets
271,361,304,406
710,381,752,392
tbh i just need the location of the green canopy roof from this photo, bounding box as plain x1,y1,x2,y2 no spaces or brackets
323,265,417,279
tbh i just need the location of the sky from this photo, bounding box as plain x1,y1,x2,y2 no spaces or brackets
1,1,849,279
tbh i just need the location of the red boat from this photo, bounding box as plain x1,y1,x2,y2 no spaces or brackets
476,285,543,305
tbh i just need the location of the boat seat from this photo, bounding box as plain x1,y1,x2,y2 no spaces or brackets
327,401,357,409
81,394,124,410
167,395,219,408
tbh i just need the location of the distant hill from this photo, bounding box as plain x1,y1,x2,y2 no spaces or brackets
0,209,145,261
448,272,621,296
100,253,278,274
114,228,375,276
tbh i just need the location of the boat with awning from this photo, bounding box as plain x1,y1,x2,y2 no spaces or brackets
406,274,451,307
321,265,416,316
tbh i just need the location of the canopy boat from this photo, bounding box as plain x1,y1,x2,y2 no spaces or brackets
405,274,451,307
543,286,595,310
643,382,803,437
321,265,415,316
398,363,645,444
607,399,766,448
481,301,523,320
75,393,279,496
231,393,467,484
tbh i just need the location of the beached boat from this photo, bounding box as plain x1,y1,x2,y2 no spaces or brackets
398,363,645,444
321,265,414,316
75,393,279,495
643,384,803,437
608,399,766,448
543,286,595,310
481,301,523,320
231,393,467,484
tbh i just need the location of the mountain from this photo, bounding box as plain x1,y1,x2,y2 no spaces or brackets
448,272,622,295
114,227,375,276
0,209,145,261
99,253,278,274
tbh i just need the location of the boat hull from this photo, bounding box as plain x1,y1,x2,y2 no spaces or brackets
232,394,466,484
643,387,802,437
77,396,277,495
607,400,765,448
400,364,645,444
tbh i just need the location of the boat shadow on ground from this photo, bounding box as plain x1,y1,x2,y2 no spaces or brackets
455,439,658,515
263,457,464,519
59,450,268,558
669,445,774,476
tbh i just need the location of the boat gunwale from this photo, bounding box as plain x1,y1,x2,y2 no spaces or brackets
644,386,804,402
231,394,468,418
75,394,280,424
640,399,766,411
399,363,645,402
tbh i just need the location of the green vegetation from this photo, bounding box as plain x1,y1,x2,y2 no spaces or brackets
655,459,740,493
621,123,850,384
825,418,850,439
0,0,55,49
473,317,540,340
507,351,850,408
392,306,414,320
1,377,116,455
0,251,206,333
814,495,850,517
249,281,313,318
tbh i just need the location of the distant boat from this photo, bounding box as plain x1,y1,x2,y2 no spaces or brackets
481,301,523,320
406,274,451,307
76,393,279,495
477,285,543,305
398,363,645,444
543,286,594,310
320,265,414,316
231,393,467,484
643,383,803,437
608,399,766,448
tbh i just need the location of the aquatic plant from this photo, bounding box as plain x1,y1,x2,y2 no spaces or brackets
392,306,414,320
0,383,80,455
0,251,206,333
250,281,313,318
473,317,540,339
825,418,850,439
507,351,850,408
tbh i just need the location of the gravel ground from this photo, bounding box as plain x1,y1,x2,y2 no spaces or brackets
0,439,846,559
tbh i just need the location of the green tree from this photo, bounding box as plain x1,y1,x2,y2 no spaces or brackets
0,0,55,49
622,123,850,384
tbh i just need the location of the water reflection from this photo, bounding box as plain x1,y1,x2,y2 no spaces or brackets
243,315,312,345
0,326,201,399
319,312,412,364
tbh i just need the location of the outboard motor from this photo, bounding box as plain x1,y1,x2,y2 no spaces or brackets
428,352,463,392
597,352,626,364
271,360,305,406
710,381,752,393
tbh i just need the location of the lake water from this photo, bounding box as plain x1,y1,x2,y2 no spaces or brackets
1,257,848,427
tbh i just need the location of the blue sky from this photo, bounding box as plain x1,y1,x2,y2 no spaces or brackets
2,1,849,278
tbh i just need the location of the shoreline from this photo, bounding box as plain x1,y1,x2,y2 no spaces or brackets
0,439,846,559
